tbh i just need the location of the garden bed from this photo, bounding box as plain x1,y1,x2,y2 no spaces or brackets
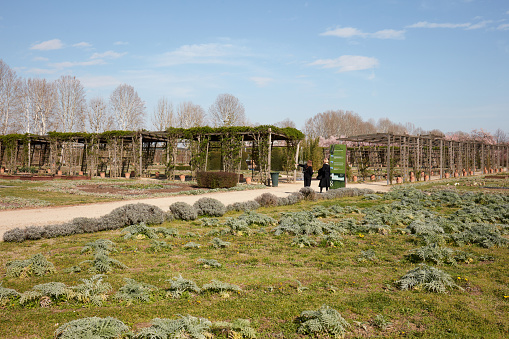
0,174,91,181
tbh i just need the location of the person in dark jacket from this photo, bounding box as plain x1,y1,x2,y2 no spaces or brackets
297,160,313,187
317,158,330,193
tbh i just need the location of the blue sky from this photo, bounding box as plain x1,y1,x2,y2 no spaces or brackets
1,0,508,134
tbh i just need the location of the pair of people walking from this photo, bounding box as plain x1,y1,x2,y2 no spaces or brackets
297,158,330,192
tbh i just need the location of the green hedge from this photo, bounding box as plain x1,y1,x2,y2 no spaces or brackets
196,171,238,189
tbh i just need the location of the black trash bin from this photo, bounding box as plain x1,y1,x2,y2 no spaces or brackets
270,172,279,187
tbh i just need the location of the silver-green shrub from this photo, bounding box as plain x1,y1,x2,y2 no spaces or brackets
396,264,463,293
297,304,350,338
54,317,129,339
6,253,56,277
165,275,201,298
133,315,212,339
254,193,278,207
114,278,158,304
226,200,260,212
193,197,226,216
170,201,198,220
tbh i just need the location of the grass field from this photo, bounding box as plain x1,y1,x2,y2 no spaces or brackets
0,179,508,338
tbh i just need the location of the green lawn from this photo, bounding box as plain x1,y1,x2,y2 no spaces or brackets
0,184,508,338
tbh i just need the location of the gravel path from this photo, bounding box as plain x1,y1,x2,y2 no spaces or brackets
0,181,390,240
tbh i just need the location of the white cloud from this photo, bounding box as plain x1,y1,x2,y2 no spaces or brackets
321,27,366,38
156,43,246,66
49,59,105,68
73,42,92,48
466,20,492,30
321,26,405,39
91,50,127,59
407,21,471,29
32,56,49,62
498,23,509,30
30,39,64,50
250,77,274,87
371,29,405,39
310,55,379,72
114,41,129,45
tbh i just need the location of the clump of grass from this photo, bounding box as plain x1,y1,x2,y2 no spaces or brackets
209,237,231,248
146,240,172,253
183,241,202,249
197,258,222,268
201,279,241,298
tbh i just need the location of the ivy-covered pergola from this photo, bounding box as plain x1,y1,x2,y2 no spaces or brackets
0,126,304,183
339,132,509,184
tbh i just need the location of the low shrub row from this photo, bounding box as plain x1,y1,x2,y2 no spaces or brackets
3,188,375,243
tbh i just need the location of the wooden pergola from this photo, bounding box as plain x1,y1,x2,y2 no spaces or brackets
339,133,509,184
0,126,304,182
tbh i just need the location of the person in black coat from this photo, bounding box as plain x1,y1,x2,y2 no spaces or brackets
317,158,330,193
297,160,313,187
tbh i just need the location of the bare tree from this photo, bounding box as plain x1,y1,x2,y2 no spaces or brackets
87,97,112,133
21,78,56,135
275,118,296,128
177,101,206,128
0,60,21,134
494,128,508,144
55,75,86,132
152,97,175,130
109,84,145,130
209,93,246,127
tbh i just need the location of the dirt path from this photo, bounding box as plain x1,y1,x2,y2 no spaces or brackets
0,181,390,240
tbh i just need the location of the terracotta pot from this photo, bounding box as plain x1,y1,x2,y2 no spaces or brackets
100,172,105,178
57,170,62,176
489,168,493,173
445,173,450,178
180,174,186,182
79,171,83,176
155,172,160,179
47,168,52,174
370,174,375,181
352,175,357,182
125,172,130,179
410,176,415,182
245,177,252,184
424,175,429,181
396,177,403,184
0,168,4,174
454,171,459,178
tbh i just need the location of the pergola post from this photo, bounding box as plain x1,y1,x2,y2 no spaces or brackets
386,133,391,185
293,140,301,182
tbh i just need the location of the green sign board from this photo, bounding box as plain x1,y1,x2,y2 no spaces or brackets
329,144,347,189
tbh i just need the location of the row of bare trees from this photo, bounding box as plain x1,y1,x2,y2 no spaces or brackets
0,60,146,134
302,109,508,144
152,93,247,130
1,60,248,135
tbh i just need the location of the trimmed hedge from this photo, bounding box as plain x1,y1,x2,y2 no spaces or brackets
196,171,238,189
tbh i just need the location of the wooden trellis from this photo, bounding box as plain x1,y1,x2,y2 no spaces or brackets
340,133,509,184
0,127,304,182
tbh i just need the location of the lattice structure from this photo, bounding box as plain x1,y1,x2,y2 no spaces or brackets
340,133,509,184
0,127,304,182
